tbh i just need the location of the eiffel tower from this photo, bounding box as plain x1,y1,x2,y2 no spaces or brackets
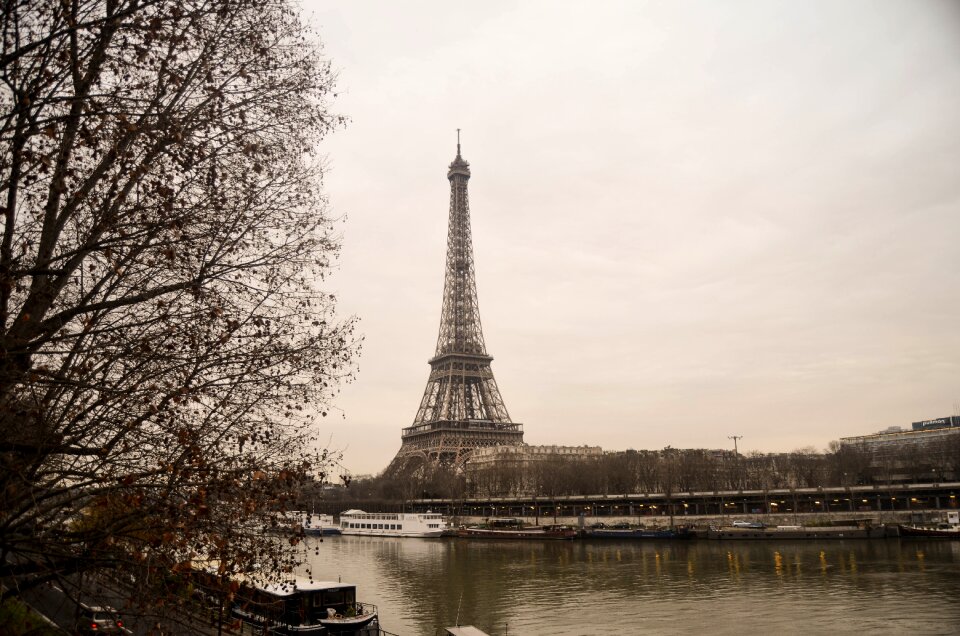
390,137,524,469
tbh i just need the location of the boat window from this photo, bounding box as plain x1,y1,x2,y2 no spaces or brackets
397,524,402,530
311,593,323,607
324,590,344,606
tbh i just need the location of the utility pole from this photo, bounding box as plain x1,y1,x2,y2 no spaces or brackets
728,435,742,456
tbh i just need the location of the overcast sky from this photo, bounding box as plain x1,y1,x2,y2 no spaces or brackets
301,0,960,476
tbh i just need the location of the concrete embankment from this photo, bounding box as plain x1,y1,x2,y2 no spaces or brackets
452,509,934,530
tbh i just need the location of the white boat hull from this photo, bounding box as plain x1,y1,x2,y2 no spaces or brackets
338,509,447,538
340,528,444,538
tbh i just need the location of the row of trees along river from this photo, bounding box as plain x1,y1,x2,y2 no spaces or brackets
314,439,960,505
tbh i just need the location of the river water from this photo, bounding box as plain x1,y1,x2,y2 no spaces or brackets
296,535,960,636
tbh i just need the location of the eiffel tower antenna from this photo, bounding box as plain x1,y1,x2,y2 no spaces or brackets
390,139,524,469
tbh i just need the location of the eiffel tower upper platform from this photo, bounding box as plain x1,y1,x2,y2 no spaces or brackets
391,138,524,468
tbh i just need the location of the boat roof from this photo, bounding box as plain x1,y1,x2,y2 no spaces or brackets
341,509,366,514
256,579,354,596
79,604,119,614
445,627,490,636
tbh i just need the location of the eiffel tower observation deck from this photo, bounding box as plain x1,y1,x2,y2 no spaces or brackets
391,138,524,468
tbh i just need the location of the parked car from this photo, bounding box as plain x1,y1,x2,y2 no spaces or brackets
74,603,124,635
732,520,765,529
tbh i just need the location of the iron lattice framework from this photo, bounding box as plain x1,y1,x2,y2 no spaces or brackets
393,142,524,467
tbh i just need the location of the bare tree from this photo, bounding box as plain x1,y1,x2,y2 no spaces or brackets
595,452,635,495
826,440,873,485
674,449,718,492
632,449,660,492
0,0,357,610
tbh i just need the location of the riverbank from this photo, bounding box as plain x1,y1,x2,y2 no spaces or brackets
451,508,943,530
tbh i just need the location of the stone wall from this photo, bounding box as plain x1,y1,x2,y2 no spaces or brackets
451,509,943,528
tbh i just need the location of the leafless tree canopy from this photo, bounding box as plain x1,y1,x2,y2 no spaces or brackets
351,442,960,502
1,0,357,604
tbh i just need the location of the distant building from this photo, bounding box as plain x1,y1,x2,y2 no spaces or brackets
841,425,959,451
466,444,603,470
840,419,960,483
463,444,605,497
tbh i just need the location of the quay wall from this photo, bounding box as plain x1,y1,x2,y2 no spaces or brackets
449,509,945,528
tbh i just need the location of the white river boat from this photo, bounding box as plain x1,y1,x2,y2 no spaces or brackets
339,509,447,538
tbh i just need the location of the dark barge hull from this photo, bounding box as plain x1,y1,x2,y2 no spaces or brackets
456,528,577,540
898,525,960,539
586,529,694,540
706,526,886,540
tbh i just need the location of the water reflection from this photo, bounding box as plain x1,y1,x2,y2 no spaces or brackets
298,538,960,635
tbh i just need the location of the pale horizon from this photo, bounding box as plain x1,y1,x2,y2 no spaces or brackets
304,0,960,476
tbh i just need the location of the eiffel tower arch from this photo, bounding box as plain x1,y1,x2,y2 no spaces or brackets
388,139,524,472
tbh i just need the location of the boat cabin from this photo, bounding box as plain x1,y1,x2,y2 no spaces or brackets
236,580,361,631
445,627,491,636
487,517,523,528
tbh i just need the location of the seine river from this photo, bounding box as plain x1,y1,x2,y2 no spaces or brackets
296,535,960,636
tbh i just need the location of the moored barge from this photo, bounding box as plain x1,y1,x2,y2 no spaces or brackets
706,525,887,540
898,523,960,539
455,518,576,540
586,527,694,540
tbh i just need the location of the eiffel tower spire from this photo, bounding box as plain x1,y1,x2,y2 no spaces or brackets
392,138,524,467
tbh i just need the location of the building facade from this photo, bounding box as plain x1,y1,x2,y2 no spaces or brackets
840,419,960,483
